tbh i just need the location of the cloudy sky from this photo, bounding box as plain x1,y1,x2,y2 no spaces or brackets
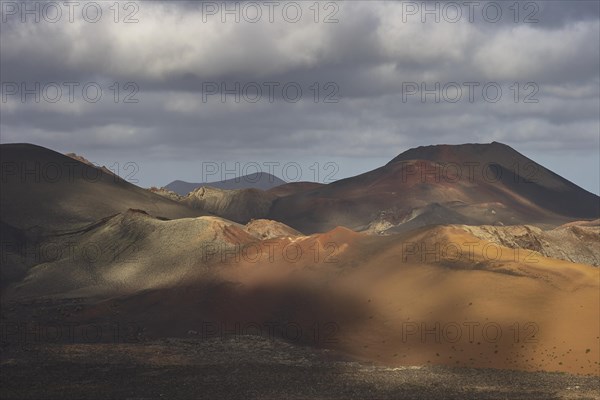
1,1,599,193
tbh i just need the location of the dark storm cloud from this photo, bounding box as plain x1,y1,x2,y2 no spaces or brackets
1,1,598,192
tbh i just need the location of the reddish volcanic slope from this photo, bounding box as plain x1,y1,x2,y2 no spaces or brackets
268,142,599,233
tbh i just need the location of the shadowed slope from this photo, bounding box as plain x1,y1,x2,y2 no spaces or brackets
0,143,205,233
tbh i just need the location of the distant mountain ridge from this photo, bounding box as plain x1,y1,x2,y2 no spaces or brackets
3,142,598,237
165,173,286,195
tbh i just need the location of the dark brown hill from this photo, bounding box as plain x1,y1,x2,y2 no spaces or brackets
0,143,204,233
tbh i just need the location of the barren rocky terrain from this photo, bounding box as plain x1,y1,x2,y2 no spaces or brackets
1,142,599,399
1,337,599,400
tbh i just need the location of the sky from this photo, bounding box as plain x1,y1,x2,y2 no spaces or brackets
1,0,599,193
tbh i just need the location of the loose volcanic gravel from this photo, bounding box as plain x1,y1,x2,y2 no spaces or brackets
1,336,599,400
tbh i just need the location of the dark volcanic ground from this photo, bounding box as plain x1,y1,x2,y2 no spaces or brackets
1,336,598,400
